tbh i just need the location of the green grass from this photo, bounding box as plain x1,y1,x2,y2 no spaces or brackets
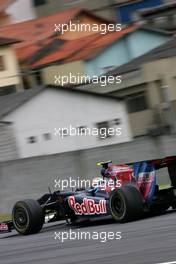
159,183,171,190
0,214,11,222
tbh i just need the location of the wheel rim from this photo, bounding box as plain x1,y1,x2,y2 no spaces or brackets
13,207,29,230
111,194,125,219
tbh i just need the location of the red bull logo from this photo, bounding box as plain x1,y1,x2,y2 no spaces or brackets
68,196,107,215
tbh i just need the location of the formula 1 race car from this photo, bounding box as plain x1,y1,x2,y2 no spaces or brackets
1,156,176,235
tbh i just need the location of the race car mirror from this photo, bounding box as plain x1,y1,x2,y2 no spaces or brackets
96,161,112,168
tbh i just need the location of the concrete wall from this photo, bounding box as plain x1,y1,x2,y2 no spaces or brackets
143,57,176,102
0,134,176,214
42,61,85,86
129,110,153,136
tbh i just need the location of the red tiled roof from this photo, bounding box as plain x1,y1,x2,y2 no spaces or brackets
0,7,114,49
0,0,16,12
0,8,82,48
30,33,101,68
30,25,137,69
65,25,137,62
0,7,115,62
16,37,55,63
16,44,42,63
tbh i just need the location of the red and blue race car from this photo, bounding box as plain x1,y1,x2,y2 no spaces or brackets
1,156,176,235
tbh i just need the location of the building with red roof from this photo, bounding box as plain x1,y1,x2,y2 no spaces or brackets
0,6,172,91
26,25,172,88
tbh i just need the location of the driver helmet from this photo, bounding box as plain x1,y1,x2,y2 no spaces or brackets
92,176,115,192
92,177,105,189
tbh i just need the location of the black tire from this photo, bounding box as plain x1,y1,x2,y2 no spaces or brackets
109,185,143,223
12,199,45,235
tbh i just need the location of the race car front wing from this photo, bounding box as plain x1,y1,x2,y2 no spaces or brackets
0,221,13,233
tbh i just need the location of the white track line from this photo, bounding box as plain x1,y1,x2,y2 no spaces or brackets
156,261,176,264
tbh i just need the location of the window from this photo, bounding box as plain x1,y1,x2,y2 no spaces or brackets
96,118,121,140
77,126,87,134
33,0,46,6
27,136,37,144
155,80,165,103
0,56,5,71
112,118,121,126
126,92,148,113
96,121,113,140
43,133,51,141
35,71,42,85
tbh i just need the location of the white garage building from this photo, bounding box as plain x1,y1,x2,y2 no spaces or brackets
0,86,132,159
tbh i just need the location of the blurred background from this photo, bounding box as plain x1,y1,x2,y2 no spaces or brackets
0,0,176,214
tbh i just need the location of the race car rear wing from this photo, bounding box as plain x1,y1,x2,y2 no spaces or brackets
128,156,176,169
129,156,176,188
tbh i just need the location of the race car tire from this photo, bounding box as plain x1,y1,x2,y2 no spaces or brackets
12,199,44,235
109,185,143,223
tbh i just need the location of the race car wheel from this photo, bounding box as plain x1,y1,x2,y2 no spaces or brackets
109,185,143,223
12,199,44,235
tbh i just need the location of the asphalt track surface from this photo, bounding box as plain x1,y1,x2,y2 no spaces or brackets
0,211,176,264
